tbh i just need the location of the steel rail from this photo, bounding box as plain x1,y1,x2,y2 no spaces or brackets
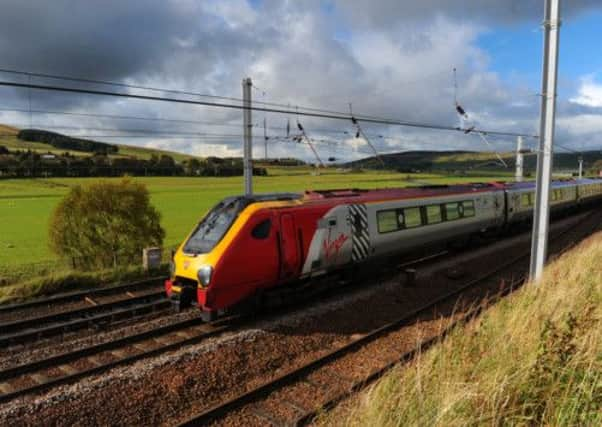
0,276,165,315
0,250,455,403
294,275,524,426
176,211,599,426
0,320,237,403
0,291,169,347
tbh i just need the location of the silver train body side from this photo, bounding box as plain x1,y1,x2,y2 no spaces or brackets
301,180,602,278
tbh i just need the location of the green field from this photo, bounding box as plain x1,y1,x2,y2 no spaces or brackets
0,169,510,273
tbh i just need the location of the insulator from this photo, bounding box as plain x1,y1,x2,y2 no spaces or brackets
456,104,467,116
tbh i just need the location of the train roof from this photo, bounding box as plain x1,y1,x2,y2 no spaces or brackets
302,183,502,204
505,178,602,191
232,178,602,210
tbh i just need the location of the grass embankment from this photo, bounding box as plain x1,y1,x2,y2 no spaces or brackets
325,234,602,426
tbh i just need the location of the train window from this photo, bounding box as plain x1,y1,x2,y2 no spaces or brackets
426,205,442,224
251,219,271,239
377,210,398,233
183,198,243,254
463,200,475,217
445,203,460,220
404,207,422,228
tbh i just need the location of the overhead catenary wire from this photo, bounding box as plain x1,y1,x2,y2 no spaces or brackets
294,121,325,167
0,78,538,139
0,107,246,129
0,67,405,121
349,102,385,167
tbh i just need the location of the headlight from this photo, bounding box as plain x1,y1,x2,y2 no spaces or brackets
197,265,213,287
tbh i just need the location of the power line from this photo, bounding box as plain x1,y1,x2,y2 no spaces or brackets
0,67,242,102
0,68,394,120
0,107,244,128
0,79,538,139
4,123,250,137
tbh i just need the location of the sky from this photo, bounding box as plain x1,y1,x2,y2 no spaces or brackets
0,0,601,162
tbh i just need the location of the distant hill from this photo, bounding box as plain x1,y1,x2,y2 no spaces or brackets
0,125,271,178
347,150,602,175
0,126,200,162
18,129,119,154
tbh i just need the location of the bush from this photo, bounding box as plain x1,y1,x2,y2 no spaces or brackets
49,178,165,270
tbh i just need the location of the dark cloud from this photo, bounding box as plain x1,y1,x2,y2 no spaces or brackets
0,1,194,80
0,0,599,161
332,0,602,29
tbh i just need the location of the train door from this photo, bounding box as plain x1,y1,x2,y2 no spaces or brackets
348,204,370,263
279,213,300,279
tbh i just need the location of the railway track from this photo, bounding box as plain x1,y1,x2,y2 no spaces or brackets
0,250,445,403
0,276,165,316
0,288,169,347
0,249,456,404
176,211,601,426
0,315,241,402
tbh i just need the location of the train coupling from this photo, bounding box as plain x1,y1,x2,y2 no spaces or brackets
165,279,197,312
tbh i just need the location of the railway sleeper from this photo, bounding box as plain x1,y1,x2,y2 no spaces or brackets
248,404,287,427
281,398,308,415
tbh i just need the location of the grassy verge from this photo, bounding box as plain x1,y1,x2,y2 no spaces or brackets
0,264,168,305
323,233,602,426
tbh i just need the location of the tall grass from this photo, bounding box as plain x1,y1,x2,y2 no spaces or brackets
325,234,602,426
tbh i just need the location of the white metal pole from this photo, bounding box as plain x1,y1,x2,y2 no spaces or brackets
529,0,561,282
578,157,583,179
516,136,524,182
242,77,253,196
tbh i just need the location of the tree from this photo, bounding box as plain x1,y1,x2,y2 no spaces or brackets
49,179,165,270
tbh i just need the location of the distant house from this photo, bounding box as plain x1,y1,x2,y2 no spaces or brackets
41,153,56,160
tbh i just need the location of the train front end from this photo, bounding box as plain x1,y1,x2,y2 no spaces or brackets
165,196,244,320
165,193,302,321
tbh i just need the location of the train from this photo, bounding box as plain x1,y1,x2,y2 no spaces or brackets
165,178,602,320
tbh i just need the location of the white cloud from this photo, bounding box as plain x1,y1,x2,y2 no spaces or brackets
193,143,241,158
557,114,602,135
569,75,602,108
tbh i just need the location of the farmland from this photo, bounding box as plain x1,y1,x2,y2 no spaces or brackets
0,169,511,273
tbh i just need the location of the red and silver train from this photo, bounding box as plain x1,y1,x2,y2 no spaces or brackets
165,179,602,319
